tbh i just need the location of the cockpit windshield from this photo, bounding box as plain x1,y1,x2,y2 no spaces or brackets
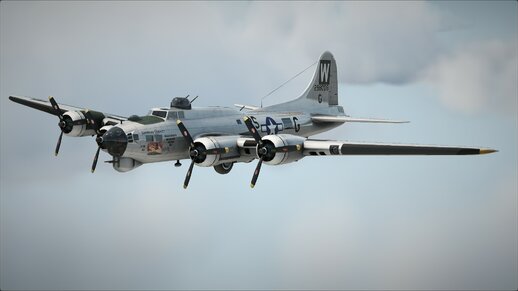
151,110,167,118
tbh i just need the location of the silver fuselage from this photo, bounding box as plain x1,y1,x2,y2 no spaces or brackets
114,106,343,164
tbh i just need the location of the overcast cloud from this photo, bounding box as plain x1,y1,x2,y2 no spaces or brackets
1,1,516,290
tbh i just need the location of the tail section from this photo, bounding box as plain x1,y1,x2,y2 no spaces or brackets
304,51,338,106
262,51,339,113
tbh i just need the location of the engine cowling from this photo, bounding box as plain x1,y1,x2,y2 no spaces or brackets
113,157,142,172
260,134,306,165
191,136,253,167
61,111,96,137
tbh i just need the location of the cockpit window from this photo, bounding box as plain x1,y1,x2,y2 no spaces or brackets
152,110,167,118
166,111,185,120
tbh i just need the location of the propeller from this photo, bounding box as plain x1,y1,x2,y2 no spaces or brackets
91,126,127,173
183,159,195,189
176,119,196,188
176,119,229,189
84,109,104,173
177,119,195,147
48,97,110,173
243,116,264,188
243,116,302,188
91,146,101,173
251,158,263,188
48,96,68,156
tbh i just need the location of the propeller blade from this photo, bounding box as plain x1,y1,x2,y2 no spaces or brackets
91,146,101,173
250,158,263,188
176,120,194,147
243,116,262,144
183,160,195,189
48,96,63,119
55,131,64,156
84,110,100,134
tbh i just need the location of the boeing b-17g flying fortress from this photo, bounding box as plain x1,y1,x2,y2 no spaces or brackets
9,51,496,188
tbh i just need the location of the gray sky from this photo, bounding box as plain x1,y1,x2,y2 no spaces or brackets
1,1,517,290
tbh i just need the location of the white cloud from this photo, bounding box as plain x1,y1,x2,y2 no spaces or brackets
423,40,518,114
228,1,444,84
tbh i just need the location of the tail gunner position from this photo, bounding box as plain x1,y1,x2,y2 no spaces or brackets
9,51,496,188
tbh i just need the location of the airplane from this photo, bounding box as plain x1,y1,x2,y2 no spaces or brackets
9,51,496,188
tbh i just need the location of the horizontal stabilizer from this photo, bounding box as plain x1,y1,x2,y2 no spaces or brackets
312,115,409,124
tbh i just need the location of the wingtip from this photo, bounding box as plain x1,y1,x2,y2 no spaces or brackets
250,183,255,188
183,185,188,189
243,116,249,122
176,119,182,125
480,148,498,155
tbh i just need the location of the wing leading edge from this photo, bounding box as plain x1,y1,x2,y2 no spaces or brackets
9,95,127,122
303,140,496,156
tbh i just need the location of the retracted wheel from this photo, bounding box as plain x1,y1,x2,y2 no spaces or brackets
214,162,233,174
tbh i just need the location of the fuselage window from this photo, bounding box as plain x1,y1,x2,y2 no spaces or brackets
154,134,163,142
178,111,185,119
146,135,153,142
133,133,139,141
282,118,294,129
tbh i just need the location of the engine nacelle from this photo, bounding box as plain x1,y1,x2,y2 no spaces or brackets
260,134,306,165
62,111,96,137
113,157,142,172
193,136,253,167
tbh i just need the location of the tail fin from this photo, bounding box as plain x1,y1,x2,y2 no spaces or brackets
262,51,339,112
302,51,338,106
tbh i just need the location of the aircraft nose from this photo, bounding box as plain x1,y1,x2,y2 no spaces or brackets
100,126,127,157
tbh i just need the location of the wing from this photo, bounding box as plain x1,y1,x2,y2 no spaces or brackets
312,115,408,124
9,95,127,124
303,139,496,156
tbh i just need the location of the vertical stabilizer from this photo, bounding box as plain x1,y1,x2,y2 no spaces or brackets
261,51,339,113
302,51,338,106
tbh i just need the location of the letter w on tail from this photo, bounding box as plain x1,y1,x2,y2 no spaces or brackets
319,60,331,84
